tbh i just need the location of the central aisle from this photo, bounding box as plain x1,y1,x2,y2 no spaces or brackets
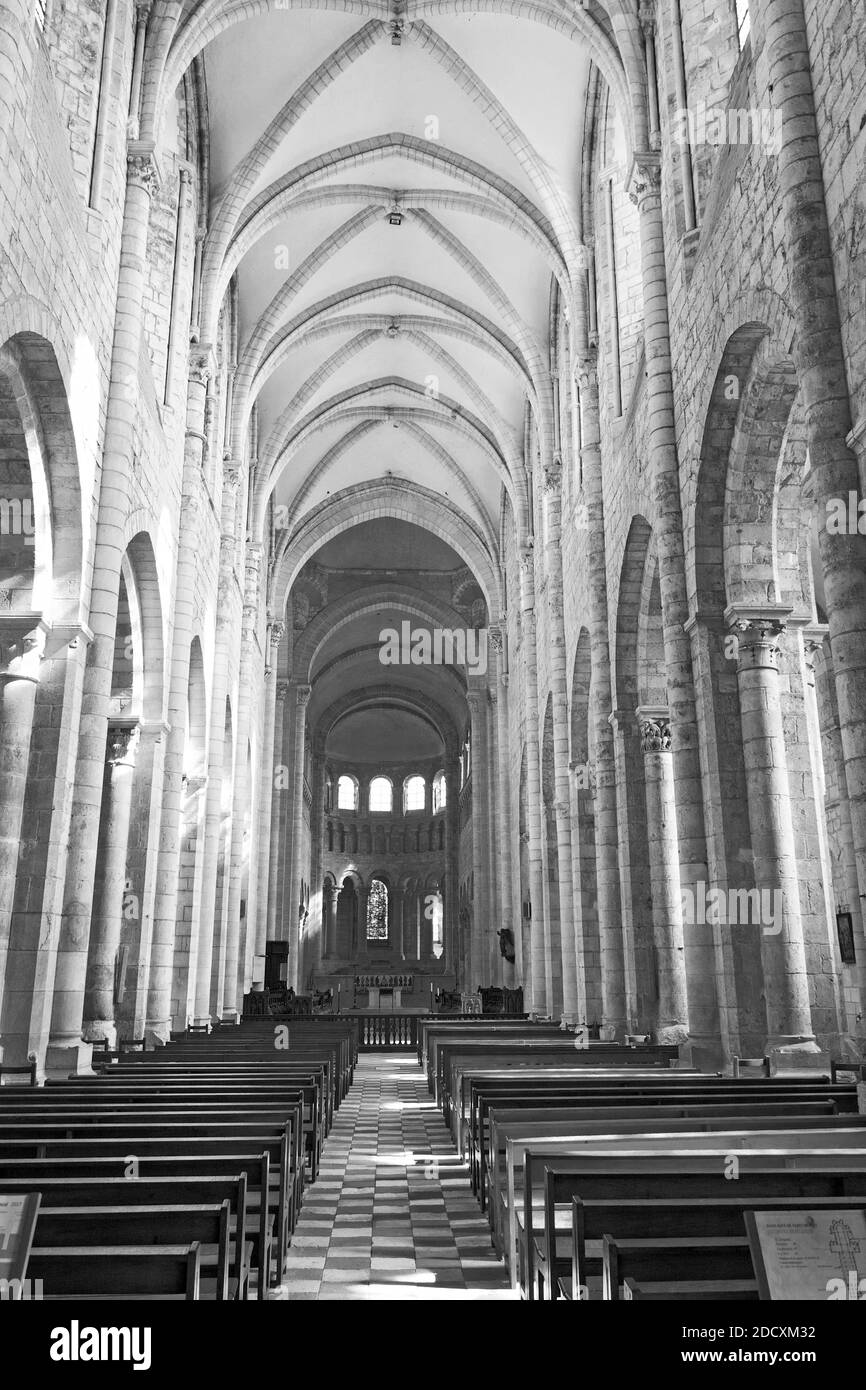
276,1054,517,1300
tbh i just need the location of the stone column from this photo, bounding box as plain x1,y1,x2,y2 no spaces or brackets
83,721,140,1046
120,718,168,1041
489,628,518,984
222,544,265,1021
627,155,713,1046
52,144,160,1060
266,680,289,944
356,884,367,959
168,773,207,1031
287,684,310,990
323,882,338,958
309,752,327,972
252,621,283,985
193,462,242,1026
812,637,866,1034
4,624,92,1075
466,686,489,991
541,457,581,1022
0,626,43,917
574,348,627,1036
444,754,460,978
726,607,817,1053
637,709,689,1044
753,0,866,931
485,686,502,985
518,547,547,1013
608,709,643,1031
0,621,46,1039
148,346,215,1041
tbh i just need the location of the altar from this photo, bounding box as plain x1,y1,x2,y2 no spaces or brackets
355,973,413,1011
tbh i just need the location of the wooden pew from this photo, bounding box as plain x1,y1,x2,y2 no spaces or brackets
603,1235,755,1300
485,1103,854,1233
28,1244,201,1300
568,1193,866,1303
0,1152,275,1300
33,1203,233,1300
467,1076,857,1180
0,1175,250,1298
0,1119,299,1257
533,1151,866,1301
475,1086,856,1205
0,1100,309,1208
6,1025,352,1299
623,1277,759,1301
509,1124,866,1288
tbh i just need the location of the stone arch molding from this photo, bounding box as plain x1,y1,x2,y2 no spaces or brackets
0,327,85,628
293,584,487,681
314,684,460,764
273,479,502,617
144,4,645,180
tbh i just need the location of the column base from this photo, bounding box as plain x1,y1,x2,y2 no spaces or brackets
220,1010,239,1026
82,1021,117,1049
766,1036,827,1075
144,1020,170,1047
45,1040,95,1079
683,1035,727,1073
653,1023,690,1047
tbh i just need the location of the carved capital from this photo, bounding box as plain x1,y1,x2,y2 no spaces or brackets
627,152,661,207
295,684,312,710
637,711,672,753
222,466,241,494
188,345,216,387
574,346,598,391
802,623,830,670
0,618,48,680
725,605,792,672
543,456,563,494
638,0,657,35
107,721,140,767
276,680,291,701
126,140,161,197
487,624,504,654
270,621,286,649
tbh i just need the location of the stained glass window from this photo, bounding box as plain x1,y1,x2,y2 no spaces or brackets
367,877,389,941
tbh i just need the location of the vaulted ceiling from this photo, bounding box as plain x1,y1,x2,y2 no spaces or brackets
168,5,600,752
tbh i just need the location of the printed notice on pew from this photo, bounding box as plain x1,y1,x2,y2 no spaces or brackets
746,1209,866,1300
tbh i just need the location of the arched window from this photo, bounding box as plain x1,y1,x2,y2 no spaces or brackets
735,0,751,48
368,776,393,813
337,775,358,811
432,770,446,813
366,877,389,941
460,729,471,786
403,774,425,813
429,891,444,959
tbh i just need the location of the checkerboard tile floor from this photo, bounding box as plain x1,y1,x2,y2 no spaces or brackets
275,1054,516,1300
